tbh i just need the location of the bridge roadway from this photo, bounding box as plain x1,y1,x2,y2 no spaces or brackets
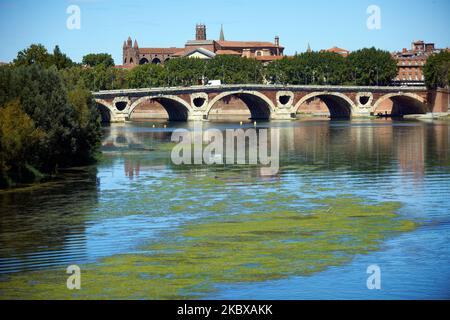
92,84,448,122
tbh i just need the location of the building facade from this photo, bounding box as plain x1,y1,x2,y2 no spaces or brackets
122,24,284,67
392,40,445,86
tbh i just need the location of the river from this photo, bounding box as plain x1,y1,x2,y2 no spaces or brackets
0,118,449,299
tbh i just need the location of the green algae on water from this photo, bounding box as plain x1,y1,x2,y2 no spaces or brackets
0,196,416,300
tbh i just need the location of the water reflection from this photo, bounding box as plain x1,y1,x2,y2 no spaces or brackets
104,120,449,182
0,169,99,273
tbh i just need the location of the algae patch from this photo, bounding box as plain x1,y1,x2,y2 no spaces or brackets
0,197,416,300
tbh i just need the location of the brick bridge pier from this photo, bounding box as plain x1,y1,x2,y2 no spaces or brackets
93,85,449,122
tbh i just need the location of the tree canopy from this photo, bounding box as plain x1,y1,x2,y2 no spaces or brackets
423,51,450,89
347,48,397,86
0,64,101,187
266,52,348,85
82,53,115,68
13,44,75,69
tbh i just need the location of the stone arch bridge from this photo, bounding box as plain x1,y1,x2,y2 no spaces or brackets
93,85,449,122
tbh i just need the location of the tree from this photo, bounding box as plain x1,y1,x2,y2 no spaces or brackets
0,64,102,177
0,100,44,185
126,64,166,88
13,44,75,70
346,48,397,86
423,51,450,89
13,44,51,68
165,57,206,86
265,52,348,85
82,53,115,68
265,57,294,85
51,45,75,69
205,55,264,84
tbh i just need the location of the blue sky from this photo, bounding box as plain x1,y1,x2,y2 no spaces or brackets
0,0,449,64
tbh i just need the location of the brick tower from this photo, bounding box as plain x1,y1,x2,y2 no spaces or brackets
196,24,207,41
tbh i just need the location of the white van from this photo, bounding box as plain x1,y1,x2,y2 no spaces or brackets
206,80,222,86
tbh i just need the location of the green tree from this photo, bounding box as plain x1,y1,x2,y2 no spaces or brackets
13,44,52,68
165,57,206,86
265,52,348,85
82,53,115,68
67,86,102,163
0,64,102,176
423,51,450,89
346,48,397,86
0,100,44,185
206,55,264,84
126,64,167,88
264,57,293,84
13,44,75,70
51,45,75,69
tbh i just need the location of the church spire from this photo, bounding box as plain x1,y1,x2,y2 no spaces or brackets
219,24,225,41
307,42,312,53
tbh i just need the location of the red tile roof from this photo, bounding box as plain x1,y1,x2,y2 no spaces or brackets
326,46,350,56
217,40,283,49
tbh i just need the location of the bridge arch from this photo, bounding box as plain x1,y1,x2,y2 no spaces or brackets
372,93,428,116
294,92,356,119
129,95,193,121
95,99,115,123
206,91,276,120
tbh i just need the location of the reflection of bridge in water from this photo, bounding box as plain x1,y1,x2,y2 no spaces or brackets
93,85,449,122
102,121,449,182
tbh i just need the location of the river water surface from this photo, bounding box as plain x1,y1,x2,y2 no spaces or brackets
0,119,449,299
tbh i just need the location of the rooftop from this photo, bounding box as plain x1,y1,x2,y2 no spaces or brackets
217,40,283,49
